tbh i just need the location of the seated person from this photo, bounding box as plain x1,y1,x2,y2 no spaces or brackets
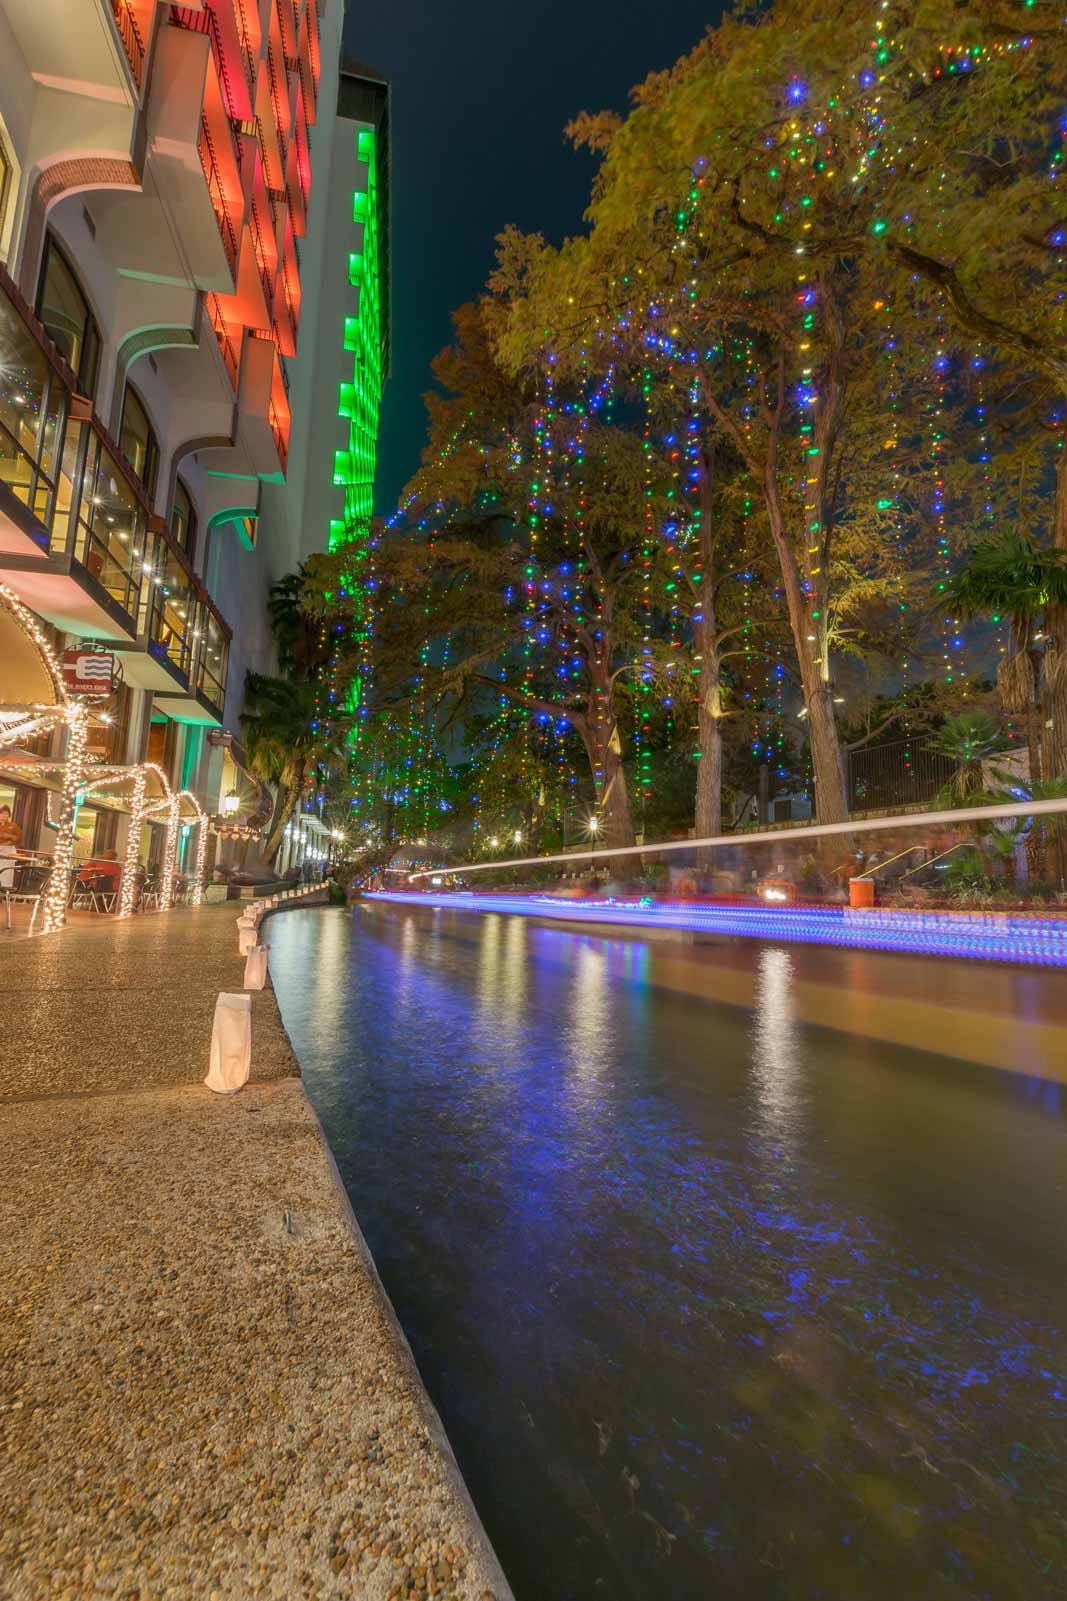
75,849,122,893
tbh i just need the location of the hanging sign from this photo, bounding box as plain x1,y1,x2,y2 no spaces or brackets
61,648,116,696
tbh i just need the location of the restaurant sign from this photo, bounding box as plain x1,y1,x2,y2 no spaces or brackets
61,648,116,696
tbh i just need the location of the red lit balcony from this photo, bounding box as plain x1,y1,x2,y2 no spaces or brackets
147,16,246,292
273,227,300,358
297,16,317,126
204,292,240,389
238,330,289,481
276,0,298,61
233,0,261,100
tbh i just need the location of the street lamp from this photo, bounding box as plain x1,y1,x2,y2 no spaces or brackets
587,815,600,837
513,829,523,845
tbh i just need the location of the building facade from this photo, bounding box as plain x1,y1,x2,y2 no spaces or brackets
0,0,354,884
255,56,389,868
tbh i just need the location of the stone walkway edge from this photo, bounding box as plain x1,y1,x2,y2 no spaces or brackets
0,899,513,1601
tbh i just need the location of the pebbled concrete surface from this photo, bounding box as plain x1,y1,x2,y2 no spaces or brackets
0,903,511,1601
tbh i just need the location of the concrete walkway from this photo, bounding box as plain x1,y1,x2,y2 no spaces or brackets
0,904,510,1601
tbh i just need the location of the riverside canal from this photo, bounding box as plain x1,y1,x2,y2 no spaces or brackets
269,903,1067,1601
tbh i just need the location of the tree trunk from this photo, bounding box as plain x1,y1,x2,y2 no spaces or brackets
1045,444,1067,778
583,668,635,851
262,782,299,865
767,483,848,823
695,686,722,841
693,444,723,852
694,639,723,873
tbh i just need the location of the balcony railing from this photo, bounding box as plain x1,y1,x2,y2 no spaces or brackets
266,43,290,160
111,0,147,89
268,398,288,471
233,0,258,96
0,268,235,666
249,197,276,310
205,292,239,387
199,117,239,274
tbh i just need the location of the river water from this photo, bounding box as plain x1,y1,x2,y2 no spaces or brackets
269,903,1067,1601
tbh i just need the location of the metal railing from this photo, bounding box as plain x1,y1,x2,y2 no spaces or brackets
198,118,239,274
249,197,276,311
111,0,147,88
205,292,239,387
847,736,958,814
268,397,288,470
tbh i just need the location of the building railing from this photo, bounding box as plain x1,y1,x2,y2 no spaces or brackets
111,0,147,89
198,117,240,274
205,291,239,387
266,42,290,163
268,398,288,471
233,0,258,95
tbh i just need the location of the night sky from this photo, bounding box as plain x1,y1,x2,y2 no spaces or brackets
341,1,720,515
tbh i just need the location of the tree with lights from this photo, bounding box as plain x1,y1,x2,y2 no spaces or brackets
377,306,682,849
490,1,941,825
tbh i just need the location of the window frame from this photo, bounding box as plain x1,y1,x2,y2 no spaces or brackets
118,380,160,501
35,231,102,399
171,476,198,564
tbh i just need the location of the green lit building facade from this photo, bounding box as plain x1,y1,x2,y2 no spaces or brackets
258,58,390,604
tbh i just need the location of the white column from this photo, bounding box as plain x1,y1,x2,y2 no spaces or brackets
118,766,147,918
41,707,89,934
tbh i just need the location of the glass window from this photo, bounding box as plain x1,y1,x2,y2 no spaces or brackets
0,132,12,247
36,234,101,398
119,384,159,499
171,478,198,561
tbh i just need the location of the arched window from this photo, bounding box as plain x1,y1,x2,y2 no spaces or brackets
35,233,101,398
119,382,160,499
171,477,198,562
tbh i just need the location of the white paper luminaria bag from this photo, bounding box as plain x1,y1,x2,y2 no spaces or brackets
244,944,269,990
205,992,252,1094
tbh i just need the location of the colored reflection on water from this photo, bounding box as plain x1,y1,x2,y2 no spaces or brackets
269,906,1067,1601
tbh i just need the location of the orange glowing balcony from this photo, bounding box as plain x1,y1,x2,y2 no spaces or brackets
238,331,289,481
233,0,261,99
297,15,317,126
276,0,298,61
147,16,246,292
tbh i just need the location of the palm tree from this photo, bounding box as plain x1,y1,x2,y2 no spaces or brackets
949,532,1067,784
241,673,343,864
267,569,333,679
929,710,1012,805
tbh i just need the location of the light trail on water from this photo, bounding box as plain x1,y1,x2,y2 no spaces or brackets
364,890,1067,966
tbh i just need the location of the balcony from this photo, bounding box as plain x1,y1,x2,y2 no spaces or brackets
155,593,230,724
0,269,75,561
115,520,197,691
0,268,235,702
238,330,289,481
146,16,246,293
